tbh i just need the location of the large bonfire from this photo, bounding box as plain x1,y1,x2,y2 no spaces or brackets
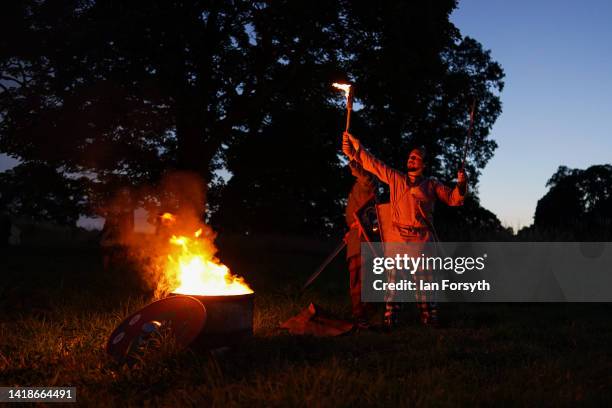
160,213,253,297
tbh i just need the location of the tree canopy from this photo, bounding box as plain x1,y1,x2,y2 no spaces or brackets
515,164,612,241
1,1,505,236
527,165,612,239
0,161,90,225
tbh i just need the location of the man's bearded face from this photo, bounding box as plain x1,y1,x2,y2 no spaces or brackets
406,149,425,176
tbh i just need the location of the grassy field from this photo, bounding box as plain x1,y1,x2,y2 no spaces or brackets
2,244,612,407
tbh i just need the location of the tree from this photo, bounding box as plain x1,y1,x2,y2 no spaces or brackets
1,1,504,236
211,1,505,236
521,164,612,240
0,162,90,225
436,195,513,241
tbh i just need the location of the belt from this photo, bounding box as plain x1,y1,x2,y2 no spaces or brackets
393,223,429,234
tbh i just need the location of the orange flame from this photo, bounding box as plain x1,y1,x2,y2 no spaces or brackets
332,82,351,99
160,212,176,228
161,212,176,221
166,228,253,296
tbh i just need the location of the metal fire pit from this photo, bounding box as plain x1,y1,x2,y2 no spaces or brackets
169,292,254,349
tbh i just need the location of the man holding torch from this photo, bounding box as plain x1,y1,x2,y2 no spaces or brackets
341,133,468,329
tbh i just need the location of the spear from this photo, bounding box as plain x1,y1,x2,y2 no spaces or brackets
332,82,353,133
461,98,477,170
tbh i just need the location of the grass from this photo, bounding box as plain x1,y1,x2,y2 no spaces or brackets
2,244,612,406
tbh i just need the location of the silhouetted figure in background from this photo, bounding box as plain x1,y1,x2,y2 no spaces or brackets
100,189,134,271
345,162,375,328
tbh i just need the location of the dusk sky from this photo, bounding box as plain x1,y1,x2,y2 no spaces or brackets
2,1,611,230
451,0,612,229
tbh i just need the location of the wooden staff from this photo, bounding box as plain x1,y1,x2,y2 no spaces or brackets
345,87,353,133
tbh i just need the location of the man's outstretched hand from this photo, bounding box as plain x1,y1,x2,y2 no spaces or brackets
342,132,360,159
457,168,468,195
457,169,467,185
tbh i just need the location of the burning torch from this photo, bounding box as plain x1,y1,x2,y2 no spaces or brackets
332,82,353,133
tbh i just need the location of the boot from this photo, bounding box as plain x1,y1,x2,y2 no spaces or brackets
383,303,400,331
418,302,439,328
354,316,371,330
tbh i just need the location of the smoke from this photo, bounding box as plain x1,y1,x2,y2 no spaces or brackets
99,171,220,298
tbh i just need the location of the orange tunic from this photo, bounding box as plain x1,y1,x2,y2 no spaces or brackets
353,147,466,241
345,165,375,259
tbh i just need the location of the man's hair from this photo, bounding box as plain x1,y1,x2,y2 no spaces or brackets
408,146,427,162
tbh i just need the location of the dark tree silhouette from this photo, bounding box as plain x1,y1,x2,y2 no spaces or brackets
211,1,505,236
436,195,513,241
534,166,583,230
520,164,612,240
1,1,504,236
0,162,90,225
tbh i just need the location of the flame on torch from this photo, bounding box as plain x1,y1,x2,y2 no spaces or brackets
332,82,353,132
332,82,351,100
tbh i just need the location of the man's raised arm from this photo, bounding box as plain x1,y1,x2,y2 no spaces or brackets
342,132,400,185
433,170,468,206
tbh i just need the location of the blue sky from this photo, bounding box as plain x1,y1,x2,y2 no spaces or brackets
2,1,611,230
451,0,612,229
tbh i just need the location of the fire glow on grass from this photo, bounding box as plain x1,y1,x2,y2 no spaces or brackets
166,227,253,296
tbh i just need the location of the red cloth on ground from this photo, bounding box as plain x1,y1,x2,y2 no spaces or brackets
280,303,354,337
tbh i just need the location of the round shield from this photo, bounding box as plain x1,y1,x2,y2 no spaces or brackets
106,295,207,363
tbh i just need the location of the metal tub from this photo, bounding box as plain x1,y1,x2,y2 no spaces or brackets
170,292,254,349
